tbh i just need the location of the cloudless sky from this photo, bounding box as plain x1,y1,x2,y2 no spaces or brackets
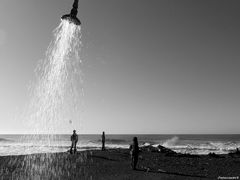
0,0,240,134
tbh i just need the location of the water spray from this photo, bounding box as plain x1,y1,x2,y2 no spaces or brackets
61,0,81,26
14,1,84,178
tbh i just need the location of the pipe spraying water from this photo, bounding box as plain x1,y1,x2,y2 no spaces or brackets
61,0,81,26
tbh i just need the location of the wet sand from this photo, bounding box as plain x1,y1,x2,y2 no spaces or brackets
0,148,240,179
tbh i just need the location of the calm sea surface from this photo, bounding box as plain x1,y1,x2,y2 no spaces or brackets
0,134,239,156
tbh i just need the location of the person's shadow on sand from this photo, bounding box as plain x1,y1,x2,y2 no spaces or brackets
135,167,207,178
91,155,118,161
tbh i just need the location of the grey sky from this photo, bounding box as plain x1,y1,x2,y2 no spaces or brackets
0,0,239,134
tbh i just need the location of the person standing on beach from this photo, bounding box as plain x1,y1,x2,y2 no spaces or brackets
129,137,139,170
102,131,105,151
70,130,78,154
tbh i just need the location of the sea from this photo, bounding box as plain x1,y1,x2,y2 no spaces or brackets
0,134,239,156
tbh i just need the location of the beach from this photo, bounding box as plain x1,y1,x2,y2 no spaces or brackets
0,147,240,180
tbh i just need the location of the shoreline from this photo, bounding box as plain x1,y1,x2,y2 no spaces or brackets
1,134,240,156
0,146,240,179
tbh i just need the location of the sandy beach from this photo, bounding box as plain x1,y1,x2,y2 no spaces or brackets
0,147,240,180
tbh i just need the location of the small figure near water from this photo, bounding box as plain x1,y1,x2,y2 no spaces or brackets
129,137,139,170
236,147,240,154
102,131,105,151
70,130,78,154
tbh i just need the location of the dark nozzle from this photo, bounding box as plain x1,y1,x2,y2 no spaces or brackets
70,8,78,17
61,14,81,26
61,0,81,26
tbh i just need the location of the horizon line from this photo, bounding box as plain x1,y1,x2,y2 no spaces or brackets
0,133,240,135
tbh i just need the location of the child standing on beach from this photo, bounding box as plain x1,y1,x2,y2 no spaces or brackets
70,130,78,154
129,137,139,170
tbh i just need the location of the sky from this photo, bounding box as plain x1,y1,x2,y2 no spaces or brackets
0,0,240,134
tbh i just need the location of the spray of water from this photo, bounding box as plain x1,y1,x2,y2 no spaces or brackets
16,20,84,178
29,20,83,135
162,136,179,147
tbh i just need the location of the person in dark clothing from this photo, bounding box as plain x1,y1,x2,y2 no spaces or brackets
129,137,139,170
102,131,105,151
70,130,78,154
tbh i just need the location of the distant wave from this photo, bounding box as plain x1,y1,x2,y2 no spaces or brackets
0,143,129,156
96,139,127,144
0,138,12,142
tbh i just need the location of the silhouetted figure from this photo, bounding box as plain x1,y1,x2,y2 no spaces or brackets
102,131,105,151
70,130,78,154
129,137,139,170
